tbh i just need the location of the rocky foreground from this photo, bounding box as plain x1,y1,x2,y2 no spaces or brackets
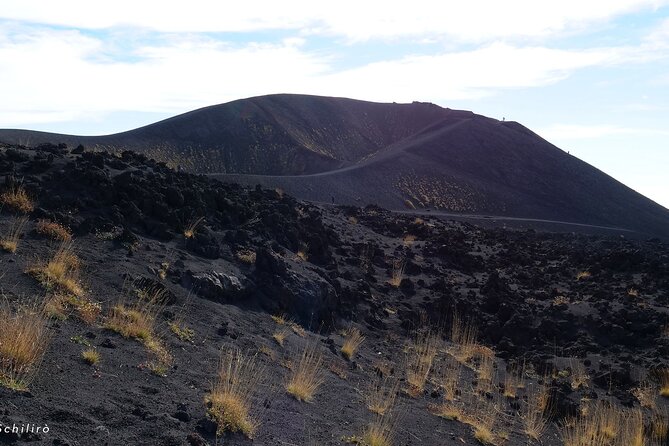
0,142,668,445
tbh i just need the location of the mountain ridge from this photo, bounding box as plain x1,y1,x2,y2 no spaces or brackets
1,94,668,238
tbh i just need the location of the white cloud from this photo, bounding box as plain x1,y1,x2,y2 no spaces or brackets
1,0,667,42
0,24,655,128
319,43,628,102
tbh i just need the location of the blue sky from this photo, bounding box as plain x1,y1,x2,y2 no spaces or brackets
0,1,667,208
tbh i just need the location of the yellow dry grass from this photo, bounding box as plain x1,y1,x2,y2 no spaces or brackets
366,376,399,416
183,216,204,239
28,243,84,297
0,303,50,390
81,348,100,365
342,327,365,360
272,328,290,346
0,216,27,253
405,329,440,396
388,258,405,287
362,414,395,446
207,349,265,438
35,220,72,241
449,311,479,363
286,343,324,402
561,402,653,446
105,290,172,375
0,184,34,214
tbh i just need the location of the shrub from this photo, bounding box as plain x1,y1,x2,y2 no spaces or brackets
0,303,50,390
286,343,324,402
206,350,265,438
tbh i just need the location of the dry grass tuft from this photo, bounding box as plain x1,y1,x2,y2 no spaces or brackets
659,369,669,398
569,358,590,390
236,249,257,264
362,414,395,446
0,303,50,390
183,216,204,239
169,321,195,342
366,376,399,416
449,311,479,363
0,216,28,253
272,328,290,346
342,327,365,360
0,184,34,214
35,220,72,241
207,350,265,438
405,329,440,396
105,291,172,374
632,381,657,409
296,243,309,261
522,380,551,441
81,348,100,365
438,355,461,401
388,258,405,287
286,343,324,402
271,313,288,325
28,243,84,297
503,362,525,398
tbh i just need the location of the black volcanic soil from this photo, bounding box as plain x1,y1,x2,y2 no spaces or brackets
1,143,669,445
1,94,668,239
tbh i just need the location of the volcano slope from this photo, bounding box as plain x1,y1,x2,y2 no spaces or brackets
1,94,668,239
0,143,669,446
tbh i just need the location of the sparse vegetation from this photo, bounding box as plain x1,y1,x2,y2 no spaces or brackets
449,311,479,363
36,219,72,241
28,243,84,297
286,343,324,402
183,216,204,239
272,328,290,346
362,414,395,446
81,348,100,365
169,321,195,342
521,380,551,441
560,401,653,446
366,376,399,416
0,183,34,214
296,242,309,261
105,291,172,374
0,216,27,253
236,249,257,264
569,358,589,390
659,369,669,397
342,327,365,360
206,350,265,438
0,303,50,390
405,329,440,396
388,258,405,287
